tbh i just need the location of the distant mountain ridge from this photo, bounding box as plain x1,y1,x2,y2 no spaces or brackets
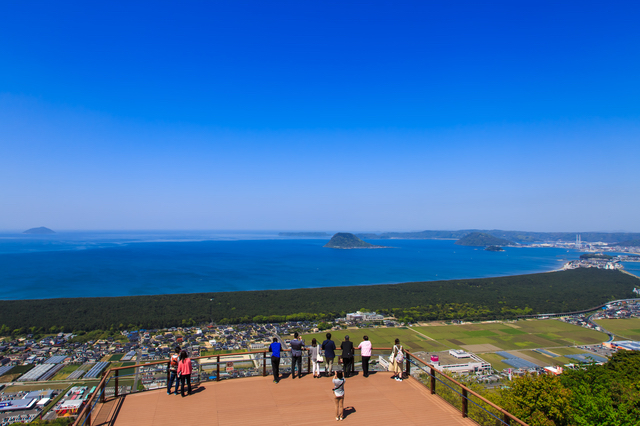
356,230,640,244
324,233,388,249
279,232,330,237
23,227,55,234
455,232,515,247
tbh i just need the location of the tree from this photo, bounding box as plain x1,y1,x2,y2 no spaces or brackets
498,373,573,426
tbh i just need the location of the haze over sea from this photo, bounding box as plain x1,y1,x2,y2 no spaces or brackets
0,231,592,301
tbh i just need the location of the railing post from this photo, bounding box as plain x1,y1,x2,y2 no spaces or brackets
216,356,220,382
462,388,468,418
86,411,91,426
430,367,436,394
263,351,267,377
100,371,106,403
405,352,410,378
307,350,311,374
115,369,119,398
503,413,511,425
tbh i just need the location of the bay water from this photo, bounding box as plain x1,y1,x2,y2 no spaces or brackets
0,231,584,300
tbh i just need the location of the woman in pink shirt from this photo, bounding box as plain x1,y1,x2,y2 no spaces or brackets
357,335,372,377
177,350,193,397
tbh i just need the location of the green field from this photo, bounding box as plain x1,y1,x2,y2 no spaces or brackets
413,319,607,351
594,318,640,340
51,364,83,381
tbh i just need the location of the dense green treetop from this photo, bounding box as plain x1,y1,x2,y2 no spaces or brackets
579,253,613,260
0,269,636,333
455,232,514,247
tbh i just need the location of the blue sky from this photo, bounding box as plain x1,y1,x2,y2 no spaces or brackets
1,1,639,232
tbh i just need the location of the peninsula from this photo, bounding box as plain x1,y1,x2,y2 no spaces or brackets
23,226,55,234
455,232,514,247
324,232,389,249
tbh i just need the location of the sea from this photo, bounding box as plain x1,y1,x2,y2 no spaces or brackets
0,230,632,301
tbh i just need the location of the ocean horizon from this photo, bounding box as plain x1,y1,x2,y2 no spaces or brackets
0,231,595,301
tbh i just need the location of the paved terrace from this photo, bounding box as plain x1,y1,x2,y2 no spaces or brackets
93,373,477,426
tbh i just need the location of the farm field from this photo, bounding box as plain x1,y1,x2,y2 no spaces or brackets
594,318,640,340
51,364,82,381
300,326,449,354
413,319,607,351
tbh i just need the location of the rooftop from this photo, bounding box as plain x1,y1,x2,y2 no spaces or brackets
93,373,477,426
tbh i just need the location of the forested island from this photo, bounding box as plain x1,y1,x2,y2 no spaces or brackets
484,245,504,252
323,232,389,249
23,226,55,234
455,232,514,247
0,269,637,334
580,253,613,260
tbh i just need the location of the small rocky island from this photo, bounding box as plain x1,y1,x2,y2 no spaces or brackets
324,233,389,249
455,232,514,247
23,227,56,234
485,245,505,252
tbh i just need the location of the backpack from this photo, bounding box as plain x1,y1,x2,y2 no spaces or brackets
395,345,404,363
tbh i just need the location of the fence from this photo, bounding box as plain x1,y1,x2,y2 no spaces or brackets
73,347,528,426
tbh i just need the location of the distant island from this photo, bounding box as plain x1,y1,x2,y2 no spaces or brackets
324,233,389,249
485,245,505,252
356,229,640,244
23,227,55,234
279,232,330,237
580,253,613,260
455,232,514,247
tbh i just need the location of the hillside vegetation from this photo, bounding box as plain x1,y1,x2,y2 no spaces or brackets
324,232,387,249
455,232,514,247
0,269,637,334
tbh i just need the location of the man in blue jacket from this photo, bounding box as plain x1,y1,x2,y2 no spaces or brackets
268,337,282,383
321,332,336,377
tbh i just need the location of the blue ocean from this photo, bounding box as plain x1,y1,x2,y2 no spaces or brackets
0,231,585,300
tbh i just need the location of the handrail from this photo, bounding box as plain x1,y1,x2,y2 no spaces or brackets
405,350,529,426
73,346,525,426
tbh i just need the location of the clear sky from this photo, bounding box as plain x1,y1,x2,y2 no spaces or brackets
1,1,639,232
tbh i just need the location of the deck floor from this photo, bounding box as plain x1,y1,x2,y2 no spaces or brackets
97,373,477,425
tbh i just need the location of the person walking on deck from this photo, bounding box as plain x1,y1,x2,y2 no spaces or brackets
290,332,305,379
269,337,282,383
166,346,181,395
322,333,336,377
358,336,372,377
340,335,354,378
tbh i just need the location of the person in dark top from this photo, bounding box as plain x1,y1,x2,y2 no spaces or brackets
290,332,305,379
340,335,354,378
268,337,282,383
321,332,336,377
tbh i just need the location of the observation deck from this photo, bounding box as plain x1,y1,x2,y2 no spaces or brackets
93,373,475,426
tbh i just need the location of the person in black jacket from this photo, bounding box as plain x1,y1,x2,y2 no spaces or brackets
340,335,354,378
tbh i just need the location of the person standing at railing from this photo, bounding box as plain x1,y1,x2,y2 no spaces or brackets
167,346,181,395
332,371,345,421
309,338,321,378
321,333,336,378
357,336,372,378
177,350,193,396
340,335,354,378
290,332,305,379
268,337,282,383
389,338,404,382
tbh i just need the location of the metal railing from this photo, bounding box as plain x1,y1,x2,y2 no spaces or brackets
404,350,528,426
72,347,528,426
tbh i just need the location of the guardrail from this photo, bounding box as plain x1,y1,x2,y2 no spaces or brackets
73,347,528,426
